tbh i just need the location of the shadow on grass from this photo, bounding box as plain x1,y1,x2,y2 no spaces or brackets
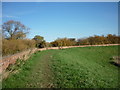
110,61,120,67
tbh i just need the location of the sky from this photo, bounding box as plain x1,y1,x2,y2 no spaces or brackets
2,2,118,42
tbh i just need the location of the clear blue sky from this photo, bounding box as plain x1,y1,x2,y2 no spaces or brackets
2,2,118,42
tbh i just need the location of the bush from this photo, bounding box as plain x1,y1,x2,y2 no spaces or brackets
2,39,36,56
50,38,76,47
77,34,120,45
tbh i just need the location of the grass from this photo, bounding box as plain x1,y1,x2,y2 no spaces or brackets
51,46,119,88
3,45,120,88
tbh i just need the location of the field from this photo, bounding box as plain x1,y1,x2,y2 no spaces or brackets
3,45,120,88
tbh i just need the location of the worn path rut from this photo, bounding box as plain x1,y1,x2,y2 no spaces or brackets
25,51,55,88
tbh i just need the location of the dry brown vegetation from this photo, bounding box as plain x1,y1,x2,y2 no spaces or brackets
77,34,120,45
2,39,36,56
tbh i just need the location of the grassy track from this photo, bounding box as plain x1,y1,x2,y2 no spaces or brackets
3,50,55,88
3,45,120,88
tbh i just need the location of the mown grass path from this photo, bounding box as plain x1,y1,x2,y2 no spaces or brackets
25,51,54,88
3,50,55,88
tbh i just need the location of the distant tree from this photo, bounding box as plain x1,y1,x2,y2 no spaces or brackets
106,34,119,44
50,38,76,48
77,34,120,45
2,20,29,39
33,35,44,41
78,38,90,45
50,41,58,47
33,35,46,48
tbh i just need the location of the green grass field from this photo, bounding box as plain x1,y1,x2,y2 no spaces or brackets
3,45,120,88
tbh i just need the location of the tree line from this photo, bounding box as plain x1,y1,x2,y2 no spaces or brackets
76,34,120,45
2,20,120,56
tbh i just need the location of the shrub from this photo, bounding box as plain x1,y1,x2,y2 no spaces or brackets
2,39,36,56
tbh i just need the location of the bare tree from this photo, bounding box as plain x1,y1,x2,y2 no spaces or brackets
2,20,30,39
